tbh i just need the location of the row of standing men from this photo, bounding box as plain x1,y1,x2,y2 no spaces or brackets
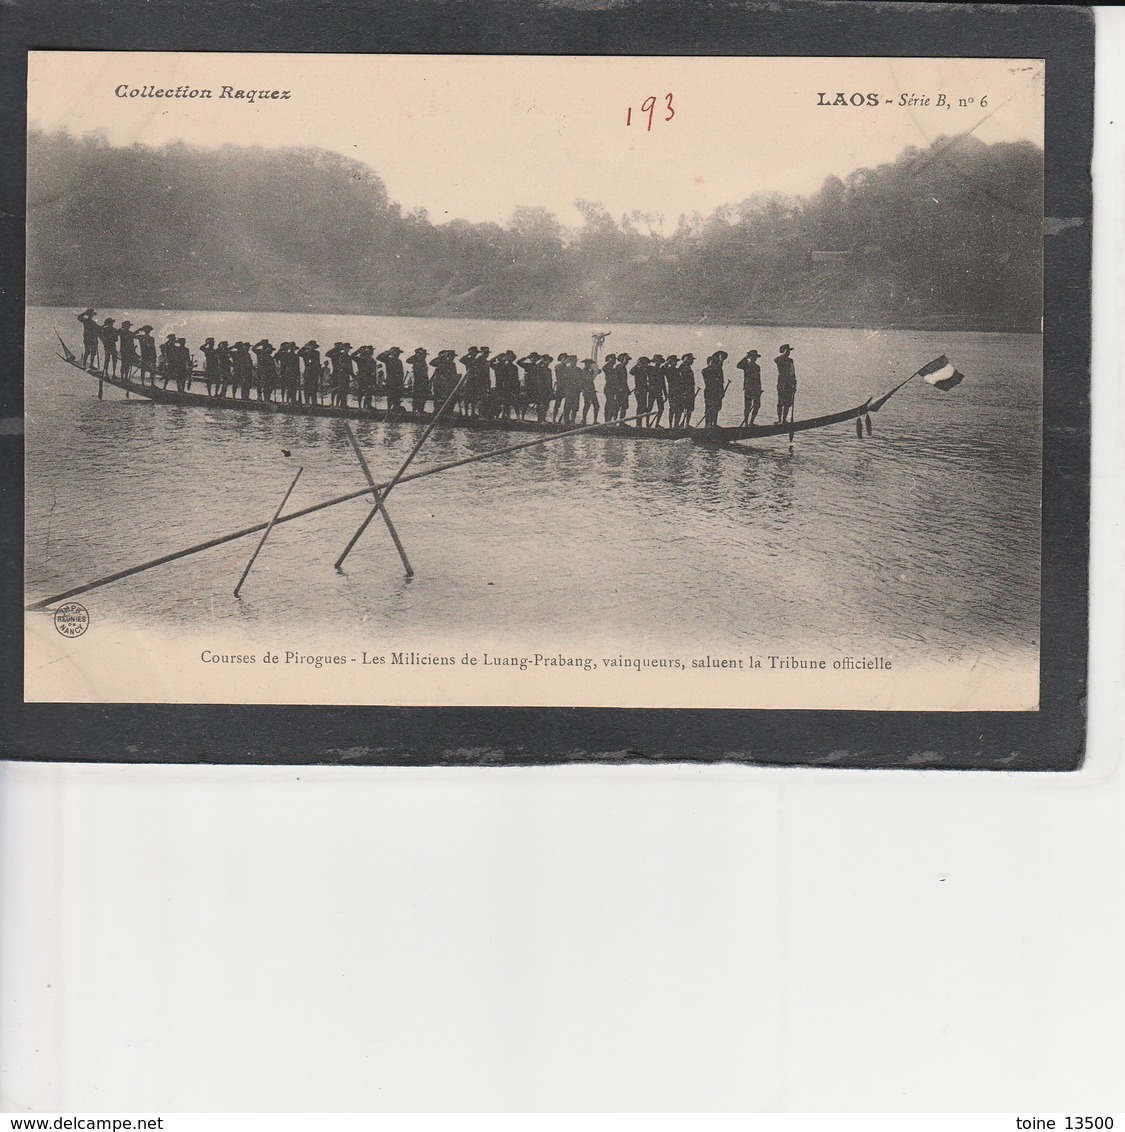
77,310,799,428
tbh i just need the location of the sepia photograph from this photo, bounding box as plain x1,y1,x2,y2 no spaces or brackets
23,51,1046,712
2,5,1116,1120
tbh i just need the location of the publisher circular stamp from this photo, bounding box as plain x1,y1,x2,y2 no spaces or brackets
53,602,90,638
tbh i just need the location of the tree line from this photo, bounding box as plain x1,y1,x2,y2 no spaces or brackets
26,127,1042,331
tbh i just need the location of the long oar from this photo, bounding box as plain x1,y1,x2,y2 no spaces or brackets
233,466,303,597
27,412,648,612
344,421,413,577
695,380,730,429
333,372,467,571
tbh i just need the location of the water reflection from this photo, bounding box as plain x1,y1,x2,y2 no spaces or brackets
425,429,458,458
851,448,875,485
758,451,795,517
601,438,626,470
227,410,256,440
695,450,726,514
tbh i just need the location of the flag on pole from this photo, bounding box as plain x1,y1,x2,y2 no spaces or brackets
916,355,964,391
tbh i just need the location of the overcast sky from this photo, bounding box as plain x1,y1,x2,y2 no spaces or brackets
29,52,1044,227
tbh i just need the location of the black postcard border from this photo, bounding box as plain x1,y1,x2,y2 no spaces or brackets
0,0,1093,770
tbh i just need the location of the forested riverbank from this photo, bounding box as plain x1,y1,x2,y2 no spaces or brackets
27,128,1042,331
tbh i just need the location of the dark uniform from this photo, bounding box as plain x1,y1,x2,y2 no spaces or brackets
232,342,256,399
159,334,177,388
517,353,539,420
277,343,301,404
535,355,555,424
737,351,762,426
326,343,353,407
489,352,517,419
136,326,157,385
298,342,322,405
252,341,277,401
378,347,406,414
407,349,431,414
457,348,477,415
600,354,619,421
177,338,194,391
775,344,797,423
551,355,572,424
200,338,220,396
666,355,684,427
679,355,698,427
99,319,119,377
648,356,668,428
701,352,727,428
476,348,493,415
613,354,633,421
431,350,459,410
216,341,234,398
78,309,100,370
553,355,572,422
118,321,139,381
630,358,651,424
353,346,377,410
459,348,491,417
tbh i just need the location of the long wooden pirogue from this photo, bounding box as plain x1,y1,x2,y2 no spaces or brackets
54,334,904,446
30,341,934,610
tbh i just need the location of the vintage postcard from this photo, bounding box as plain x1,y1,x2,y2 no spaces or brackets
23,50,1048,712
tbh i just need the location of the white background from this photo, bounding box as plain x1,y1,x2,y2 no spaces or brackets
2,10,1122,1114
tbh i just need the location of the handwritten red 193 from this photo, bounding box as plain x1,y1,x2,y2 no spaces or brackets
626,93,676,130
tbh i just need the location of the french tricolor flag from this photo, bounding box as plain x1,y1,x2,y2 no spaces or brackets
916,355,965,391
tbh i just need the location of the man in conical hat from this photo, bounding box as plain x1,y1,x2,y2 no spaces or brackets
325,341,354,407
406,348,431,415
135,325,157,385
738,349,762,426
701,350,727,429
775,343,797,423
99,317,119,377
77,308,101,369
200,336,220,396
298,341,322,405
378,346,407,414
117,320,139,381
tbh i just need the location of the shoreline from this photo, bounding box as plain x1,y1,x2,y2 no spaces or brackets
26,302,1042,337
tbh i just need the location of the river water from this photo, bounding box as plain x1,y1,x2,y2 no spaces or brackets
24,306,1041,708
